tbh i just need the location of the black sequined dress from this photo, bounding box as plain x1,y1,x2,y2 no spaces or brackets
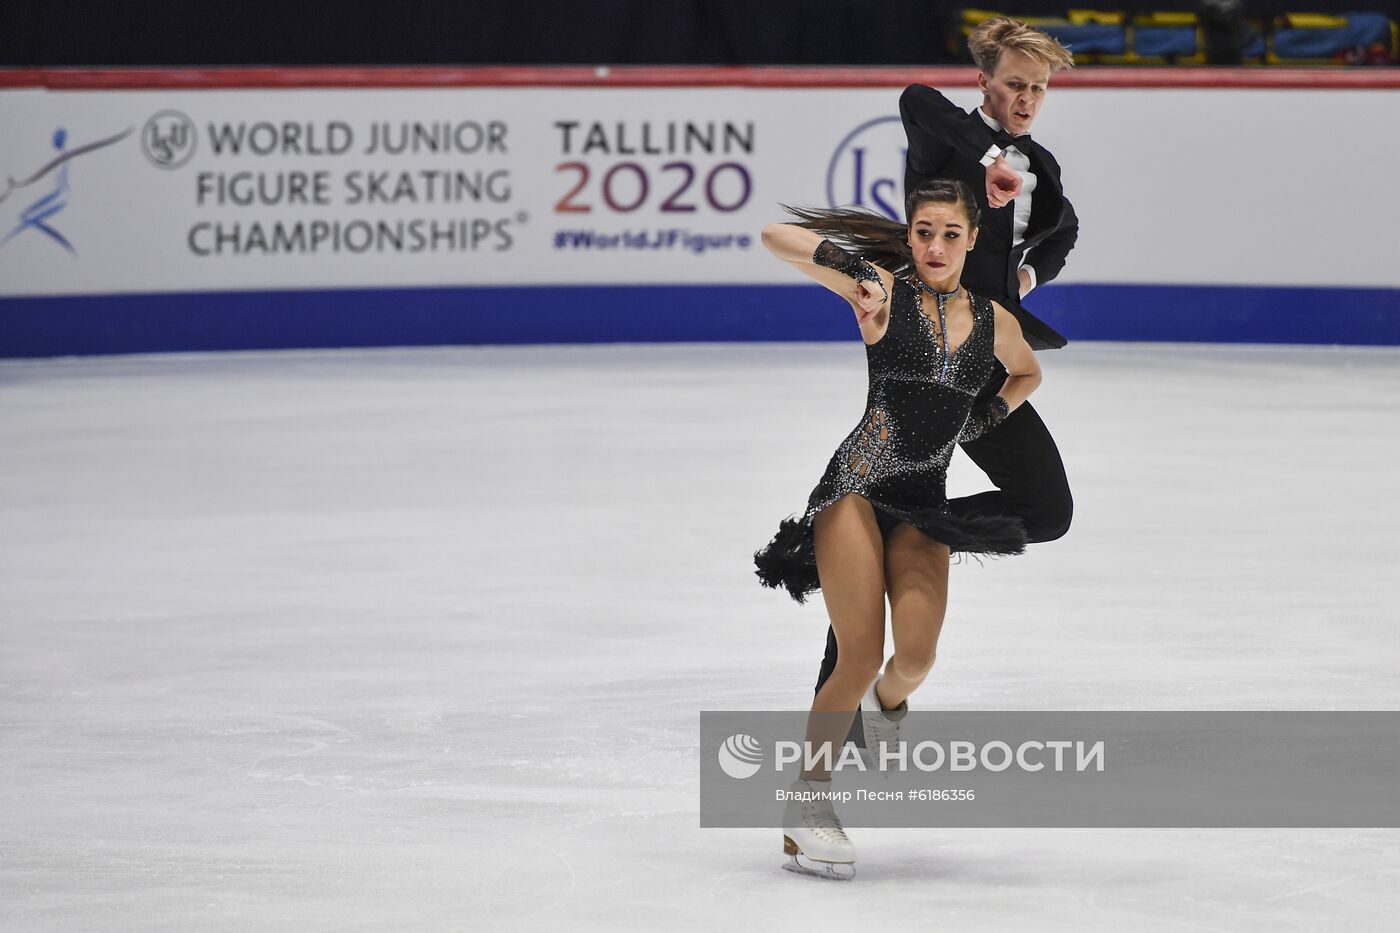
754,279,1027,604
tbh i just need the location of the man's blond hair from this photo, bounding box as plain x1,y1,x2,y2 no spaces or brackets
968,17,1075,76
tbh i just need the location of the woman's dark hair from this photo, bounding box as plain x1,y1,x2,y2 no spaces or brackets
784,179,982,275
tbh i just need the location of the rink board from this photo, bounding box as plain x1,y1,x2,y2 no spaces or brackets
1,68,1397,355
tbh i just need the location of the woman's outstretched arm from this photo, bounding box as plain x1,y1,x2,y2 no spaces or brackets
761,223,895,343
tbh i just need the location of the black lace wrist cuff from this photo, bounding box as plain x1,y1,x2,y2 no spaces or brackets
812,239,887,304
957,396,1011,444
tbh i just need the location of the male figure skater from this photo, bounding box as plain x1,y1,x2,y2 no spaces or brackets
816,17,1079,721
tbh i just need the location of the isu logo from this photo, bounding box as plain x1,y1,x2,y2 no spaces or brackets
143,110,196,169
825,115,906,220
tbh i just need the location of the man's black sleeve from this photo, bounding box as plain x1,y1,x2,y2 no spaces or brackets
1028,194,1078,285
900,83,961,191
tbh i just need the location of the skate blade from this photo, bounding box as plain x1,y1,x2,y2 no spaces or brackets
783,853,855,880
782,838,854,881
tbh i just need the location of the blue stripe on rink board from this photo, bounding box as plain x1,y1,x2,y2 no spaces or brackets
1034,283,1400,347
2,282,1398,357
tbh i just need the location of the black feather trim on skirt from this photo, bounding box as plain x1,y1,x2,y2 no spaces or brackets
753,499,1027,605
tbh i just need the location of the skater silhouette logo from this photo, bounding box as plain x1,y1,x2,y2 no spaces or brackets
717,733,763,779
0,125,132,256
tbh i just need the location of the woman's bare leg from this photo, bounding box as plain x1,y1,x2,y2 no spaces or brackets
802,494,886,781
876,524,950,709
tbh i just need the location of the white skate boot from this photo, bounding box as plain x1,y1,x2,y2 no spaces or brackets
781,779,855,880
860,679,907,774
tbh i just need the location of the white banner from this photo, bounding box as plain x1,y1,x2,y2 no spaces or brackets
1,85,1396,297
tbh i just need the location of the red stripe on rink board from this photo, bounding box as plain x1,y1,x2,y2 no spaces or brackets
1,65,1399,90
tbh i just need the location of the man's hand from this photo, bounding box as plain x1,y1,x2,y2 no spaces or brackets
986,156,1021,209
1018,267,1033,298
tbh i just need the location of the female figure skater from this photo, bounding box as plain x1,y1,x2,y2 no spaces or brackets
754,179,1041,879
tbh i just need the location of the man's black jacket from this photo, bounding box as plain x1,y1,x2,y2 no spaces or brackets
900,83,1078,350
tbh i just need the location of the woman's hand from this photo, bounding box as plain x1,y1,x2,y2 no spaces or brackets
854,278,887,324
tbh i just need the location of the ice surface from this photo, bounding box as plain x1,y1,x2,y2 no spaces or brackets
2,341,1398,931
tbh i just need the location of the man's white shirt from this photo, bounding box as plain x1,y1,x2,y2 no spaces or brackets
978,108,1038,294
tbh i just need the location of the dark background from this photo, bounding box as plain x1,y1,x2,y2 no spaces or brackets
2,1,1398,66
